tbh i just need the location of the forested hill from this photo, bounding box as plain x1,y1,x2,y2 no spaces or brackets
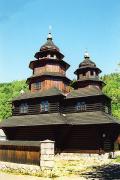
0,73,120,121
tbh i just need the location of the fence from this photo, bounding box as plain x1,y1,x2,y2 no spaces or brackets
0,140,55,169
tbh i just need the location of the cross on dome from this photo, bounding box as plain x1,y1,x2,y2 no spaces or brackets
47,25,52,40
47,32,52,40
84,50,90,58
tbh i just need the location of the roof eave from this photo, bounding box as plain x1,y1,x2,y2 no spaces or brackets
27,74,71,84
13,93,65,102
34,50,64,59
74,67,102,75
29,59,70,70
66,93,104,99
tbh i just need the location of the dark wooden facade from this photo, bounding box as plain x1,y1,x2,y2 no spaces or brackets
1,123,119,153
12,96,111,116
0,32,120,165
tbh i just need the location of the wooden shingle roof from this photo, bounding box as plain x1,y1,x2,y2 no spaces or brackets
27,72,71,84
0,111,119,128
0,113,65,127
13,87,65,101
74,66,101,74
29,58,70,70
66,86,104,99
65,111,120,125
40,33,60,52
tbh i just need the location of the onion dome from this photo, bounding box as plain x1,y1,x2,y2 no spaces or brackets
79,51,96,67
40,33,60,52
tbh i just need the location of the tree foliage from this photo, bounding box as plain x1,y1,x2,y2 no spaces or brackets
101,73,120,119
0,80,28,121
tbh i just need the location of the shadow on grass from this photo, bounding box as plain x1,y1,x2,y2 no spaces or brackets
82,164,120,180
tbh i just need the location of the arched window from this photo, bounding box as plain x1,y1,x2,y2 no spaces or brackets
19,103,28,114
40,101,49,112
76,102,86,111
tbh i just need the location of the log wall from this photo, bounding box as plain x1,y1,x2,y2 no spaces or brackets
30,79,69,93
34,64,65,75
13,102,60,116
13,98,110,116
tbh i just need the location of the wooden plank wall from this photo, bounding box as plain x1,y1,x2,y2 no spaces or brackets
34,64,65,76
0,145,40,165
5,126,56,141
30,79,69,93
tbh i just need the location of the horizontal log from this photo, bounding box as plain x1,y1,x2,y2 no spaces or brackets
12,102,109,116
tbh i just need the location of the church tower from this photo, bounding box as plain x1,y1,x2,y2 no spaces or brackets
27,32,71,93
73,51,105,90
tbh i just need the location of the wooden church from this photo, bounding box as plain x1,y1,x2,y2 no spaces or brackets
0,32,120,164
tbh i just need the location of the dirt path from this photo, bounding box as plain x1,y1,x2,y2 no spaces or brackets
0,173,86,180
0,173,50,180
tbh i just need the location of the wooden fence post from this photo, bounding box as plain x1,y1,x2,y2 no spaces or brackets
40,139,55,170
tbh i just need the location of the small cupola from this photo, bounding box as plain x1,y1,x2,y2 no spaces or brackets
34,31,64,59
40,32,60,52
79,51,96,68
73,51,105,90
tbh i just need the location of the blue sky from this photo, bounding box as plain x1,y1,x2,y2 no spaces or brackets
0,0,120,82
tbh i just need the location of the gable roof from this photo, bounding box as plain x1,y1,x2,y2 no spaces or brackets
13,87,65,101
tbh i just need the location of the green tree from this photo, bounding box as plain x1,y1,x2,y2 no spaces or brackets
0,80,28,121
101,73,120,119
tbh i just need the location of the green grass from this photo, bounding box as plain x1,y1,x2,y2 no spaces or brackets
114,156,120,163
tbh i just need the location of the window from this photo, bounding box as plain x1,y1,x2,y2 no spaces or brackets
83,72,86,76
54,54,56,59
40,101,49,112
105,106,109,114
91,71,94,76
34,82,41,90
20,103,28,114
76,102,86,111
